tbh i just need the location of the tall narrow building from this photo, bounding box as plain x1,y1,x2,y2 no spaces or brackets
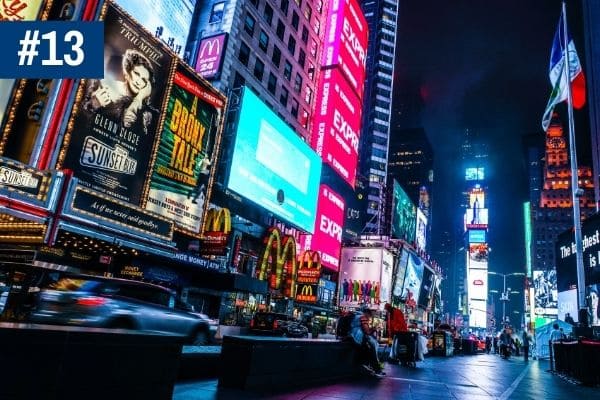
359,0,398,235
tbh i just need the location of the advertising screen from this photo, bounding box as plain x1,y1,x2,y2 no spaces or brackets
464,208,489,230
469,187,485,209
195,33,228,79
468,229,486,243
61,3,173,205
465,167,485,181
533,270,558,317
467,268,488,301
310,67,361,187
228,89,321,233
298,185,345,271
343,174,367,239
556,214,600,291
339,247,392,309
322,0,368,98
391,180,416,243
469,299,487,329
468,243,489,269
145,63,225,234
415,208,427,251
558,289,578,323
402,252,424,301
116,0,195,57
392,248,409,298
418,266,434,308
587,284,600,326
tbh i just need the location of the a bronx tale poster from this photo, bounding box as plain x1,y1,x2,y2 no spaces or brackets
0,0,46,132
60,2,173,205
144,63,225,234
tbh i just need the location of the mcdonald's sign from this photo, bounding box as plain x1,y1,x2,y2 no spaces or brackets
195,33,227,79
296,284,317,303
297,250,322,285
258,227,297,297
200,207,231,256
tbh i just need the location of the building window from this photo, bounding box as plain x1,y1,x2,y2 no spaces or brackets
298,49,306,68
294,0,302,6
304,85,312,103
291,98,299,118
259,30,269,52
310,39,317,57
271,45,281,67
300,109,309,128
313,19,320,35
249,0,258,7
294,73,302,93
280,0,289,14
276,19,285,40
287,36,296,55
209,2,225,24
283,60,292,81
301,26,308,43
303,4,312,20
268,73,277,94
292,11,299,30
244,14,256,36
280,86,289,107
317,0,323,13
238,41,250,66
308,63,315,80
253,58,265,81
263,3,273,25
233,71,245,88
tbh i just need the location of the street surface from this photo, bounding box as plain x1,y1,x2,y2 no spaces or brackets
174,353,599,399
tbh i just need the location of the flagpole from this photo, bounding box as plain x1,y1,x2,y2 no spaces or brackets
562,1,587,326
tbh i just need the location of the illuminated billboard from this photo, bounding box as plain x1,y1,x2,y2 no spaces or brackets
469,299,487,328
195,33,228,79
322,0,368,98
145,63,225,234
298,185,345,271
391,180,416,243
418,266,434,308
116,0,195,57
402,251,424,302
339,247,393,309
415,208,427,251
310,67,361,187
464,208,489,230
467,267,488,301
468,243,489,269
469,187,485,209
468,229,486,243
227,89,322,233
533,270,558,317
392,248,409,300
465,167,485,181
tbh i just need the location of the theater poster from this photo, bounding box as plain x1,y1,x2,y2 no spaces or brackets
60,2,174,205
144,62,225,234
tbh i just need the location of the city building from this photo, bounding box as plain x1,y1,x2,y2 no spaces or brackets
358,0,398,235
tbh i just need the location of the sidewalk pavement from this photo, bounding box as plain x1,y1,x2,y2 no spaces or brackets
174,353,599,399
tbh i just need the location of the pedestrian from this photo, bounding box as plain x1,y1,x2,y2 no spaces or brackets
350,306,385,377
550,323,562,342
522,330,531,362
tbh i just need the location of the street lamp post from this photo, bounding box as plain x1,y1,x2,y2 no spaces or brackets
488,271,526,326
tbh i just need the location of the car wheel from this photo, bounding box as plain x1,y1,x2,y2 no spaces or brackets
193,330,209,346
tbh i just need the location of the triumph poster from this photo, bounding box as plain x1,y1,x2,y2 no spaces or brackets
60,3,173,205
145,63,225,234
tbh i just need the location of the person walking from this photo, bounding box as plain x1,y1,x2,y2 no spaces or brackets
522,330,531,362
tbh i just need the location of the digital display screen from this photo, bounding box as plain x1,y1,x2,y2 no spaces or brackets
468,229,487,243
227,89,321,233
391,180,416,243
465,167,485,181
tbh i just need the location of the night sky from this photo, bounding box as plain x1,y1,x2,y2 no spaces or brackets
392,0,589,307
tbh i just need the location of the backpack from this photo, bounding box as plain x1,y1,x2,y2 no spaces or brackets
336,311,357,338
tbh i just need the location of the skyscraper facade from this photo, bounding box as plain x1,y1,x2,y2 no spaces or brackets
359,0,398,235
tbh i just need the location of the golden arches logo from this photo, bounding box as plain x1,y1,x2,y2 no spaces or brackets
203,207,231,234
258,227,297,296
297,250,321,271
297,284,317,302
300,285,313,297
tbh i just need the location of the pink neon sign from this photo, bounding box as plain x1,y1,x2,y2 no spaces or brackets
311,67,362,187
322,0,368,99
195,33,227,79
299,185,345,271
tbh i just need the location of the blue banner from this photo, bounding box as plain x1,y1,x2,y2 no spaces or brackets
0,21,103,78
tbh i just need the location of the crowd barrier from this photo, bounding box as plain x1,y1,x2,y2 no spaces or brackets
552,339,600,385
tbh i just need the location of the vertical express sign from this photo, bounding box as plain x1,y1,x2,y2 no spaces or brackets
145,64,224,234
60,2,173,205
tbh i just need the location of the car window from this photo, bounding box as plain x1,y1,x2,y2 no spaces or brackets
113,284,171,307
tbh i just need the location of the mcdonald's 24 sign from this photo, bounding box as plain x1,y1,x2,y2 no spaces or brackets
195,33,227,79
296,284,317,303
200,207,231,256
